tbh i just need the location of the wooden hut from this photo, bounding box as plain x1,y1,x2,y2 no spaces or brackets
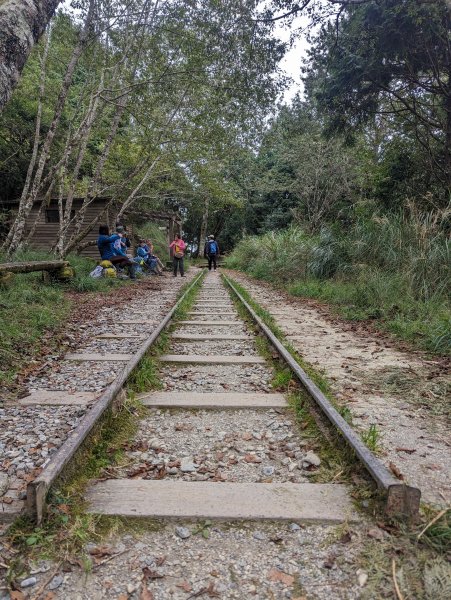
1,198,182,259
0,197,113,258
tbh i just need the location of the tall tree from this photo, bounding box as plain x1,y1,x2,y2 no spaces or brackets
0,0,62,110
305,0,451,200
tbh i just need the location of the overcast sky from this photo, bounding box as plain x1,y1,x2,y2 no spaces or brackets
275,13,311,103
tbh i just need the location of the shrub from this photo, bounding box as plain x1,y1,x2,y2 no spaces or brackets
226,210,450,355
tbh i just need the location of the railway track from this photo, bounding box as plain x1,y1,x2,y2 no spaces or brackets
2,269,428,598
0,271,199,525
18,269,421,526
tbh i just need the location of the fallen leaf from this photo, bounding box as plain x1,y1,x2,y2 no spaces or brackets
88,545,115,557
10,592,25,600
389,462,404,480
177,580,192,592
140,586,154,600
396,448,416,454
43,593,55,600
339,531,352,544
269,534,284,544
187,581,220,598
242,432,253,440
142,567,164,580
323,555,336,569
268,568,295,585
155,556,166,567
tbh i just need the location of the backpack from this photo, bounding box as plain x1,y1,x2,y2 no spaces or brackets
207,240,218,254
90,265,104,278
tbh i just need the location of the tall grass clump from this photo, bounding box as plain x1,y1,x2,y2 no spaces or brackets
135,222,168,259
226,206,450,355
226,227,313,283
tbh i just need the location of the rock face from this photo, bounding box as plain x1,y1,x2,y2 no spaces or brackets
0,0,61,110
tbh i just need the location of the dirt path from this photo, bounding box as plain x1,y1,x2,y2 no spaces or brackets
227,271,450,507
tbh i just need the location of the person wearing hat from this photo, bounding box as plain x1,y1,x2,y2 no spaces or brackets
113,225,131,257
203,235,219,271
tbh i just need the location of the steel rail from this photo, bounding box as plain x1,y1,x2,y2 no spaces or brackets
223,274,421,518
27,270,204,523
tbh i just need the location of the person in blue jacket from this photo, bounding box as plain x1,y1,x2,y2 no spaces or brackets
136,240,162,275
203,234,219,271
97,225,137,279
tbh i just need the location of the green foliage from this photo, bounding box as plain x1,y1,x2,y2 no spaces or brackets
227,211,450,355
134,222,169,260
361,424,381,453
0,260,69,387
306,0,451,199
127,355,163,394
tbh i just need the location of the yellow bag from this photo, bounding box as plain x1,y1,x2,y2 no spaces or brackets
58,266,75,280
103,267,117,278
100,260,113,268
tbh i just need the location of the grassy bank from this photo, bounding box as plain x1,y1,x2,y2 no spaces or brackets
226,212,450,355
0,250,124,388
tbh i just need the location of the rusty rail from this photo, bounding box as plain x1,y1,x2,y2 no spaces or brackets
27,270,204,523
223,274,421,518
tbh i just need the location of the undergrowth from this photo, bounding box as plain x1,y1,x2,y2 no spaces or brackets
0,249,126,387
226,210,450,355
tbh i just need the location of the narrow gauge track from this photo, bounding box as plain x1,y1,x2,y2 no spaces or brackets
23,270,204,524
0,270,202,525
222,275,421,518
23,270,420,525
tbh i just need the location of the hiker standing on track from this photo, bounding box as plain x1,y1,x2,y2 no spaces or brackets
204,234,219,271
169,234,186,277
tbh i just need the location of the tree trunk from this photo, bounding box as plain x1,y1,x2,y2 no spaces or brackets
5,0,95,255
198,196,209,256
25,182,54,243
115,156,161,224
54,74,104,256
2,26,51,250
0,0,61,111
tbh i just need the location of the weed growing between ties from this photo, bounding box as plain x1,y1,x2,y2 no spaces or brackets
128,271,204,394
